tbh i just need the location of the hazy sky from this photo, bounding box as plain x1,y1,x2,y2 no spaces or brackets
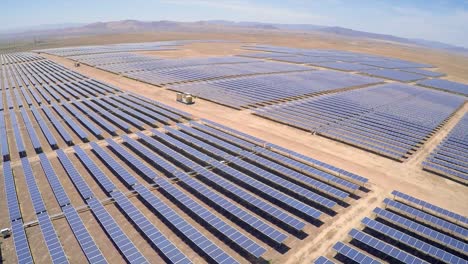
2,0,468,47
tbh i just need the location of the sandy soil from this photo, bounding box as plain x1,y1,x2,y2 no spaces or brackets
1,34,466,264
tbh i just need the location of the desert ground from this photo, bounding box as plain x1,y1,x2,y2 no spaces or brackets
1,31,467,264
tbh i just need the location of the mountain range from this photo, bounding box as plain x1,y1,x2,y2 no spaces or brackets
1,20,466,53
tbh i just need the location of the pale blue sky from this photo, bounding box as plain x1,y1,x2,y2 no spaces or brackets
2,0,468,47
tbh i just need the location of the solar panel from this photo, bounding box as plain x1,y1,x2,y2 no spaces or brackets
3,161,22,221
9,110,26,157
57,148,148,263
82,100,132,132
362,217,464,264
102,97,161,126
417,79,468,96
391,190,468,226
11,220,34,263
109,191,191,264
332,241,381,264
105,138,272,254
20,108,42,152
110,95,171,124
132,184,238,264
93,99,145,129
348,229,426,264
170,125,339,208
141,130,323,221
38,153,71,206
51,103,88,141
121,134,306,232
373,208,467,254
383,198,468,239
72,101,117,135
87,198,149,263
313,256,336,264
30,106,58,149
21,157,47,213
61,102,103,138
41,106,73,145
36,213,70,264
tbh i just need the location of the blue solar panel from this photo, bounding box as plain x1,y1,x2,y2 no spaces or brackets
417,79,468,96
0,113,10,160
38,153,71,206
19,108,42,152
170,125,339,208
82,100,132,132
93,99,145,129
313,256,335,264
362,217,464,264
11,220,34,263
110,95,171,124
392,190,468,226
132,184,238,264
121,135,306,232
36,213,70,264
21,157,47,213
102,97,160,126
9,110,26,157
41,106,73,145
56,149,94,200
72,101,117,135
332,241,381,264
57,148,148,263
109,191,191,264
107,137,278,253
348,229,425,264
360,69,427,82
3,161,22,221
51,103,89,141
87,198,148,263
383,198,468,239
61,102,103,138
30,106,58,149
140,130,323,221
373,208,467,254
62,205,108,263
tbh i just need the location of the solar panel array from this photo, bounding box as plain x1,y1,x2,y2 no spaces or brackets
1,51,374,263
313,190,468,264
418,79,468,97
169,70,382,109
255,83,466,161
423,113,468,184
0,52,194,161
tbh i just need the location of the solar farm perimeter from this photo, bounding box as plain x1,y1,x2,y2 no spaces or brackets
0,40,466,264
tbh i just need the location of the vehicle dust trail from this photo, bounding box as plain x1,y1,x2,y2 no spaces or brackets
406,102,468,166
283,186,386,264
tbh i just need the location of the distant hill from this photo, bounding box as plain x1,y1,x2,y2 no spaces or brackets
1,19,466,54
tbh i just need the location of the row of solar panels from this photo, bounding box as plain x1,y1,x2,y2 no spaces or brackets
170,70,382,109
3,117,369,263
255,83,465,161
243,45,468,96
423,112,468,184
313,190,467,264
0,93,192,161
0,79,121,111
0,52,45,65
